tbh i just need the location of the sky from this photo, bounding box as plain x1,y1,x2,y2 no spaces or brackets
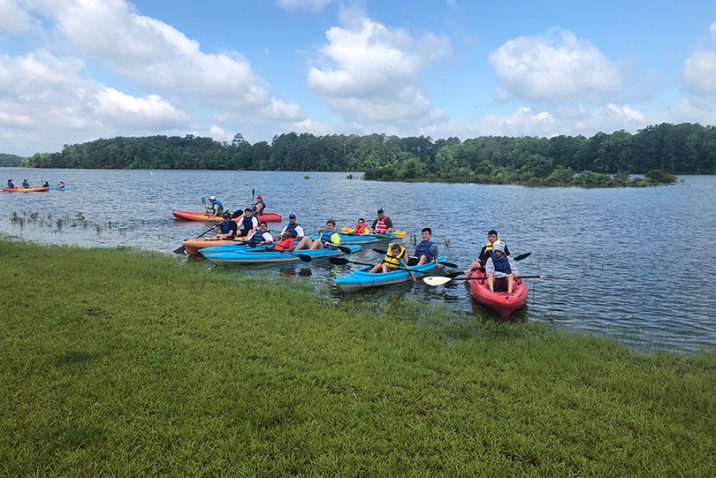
1,0,715,156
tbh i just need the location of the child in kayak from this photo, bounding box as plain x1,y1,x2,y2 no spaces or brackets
211,212,238,240
369,243,416,281
351,218,369,234
409,228,439,267
294,220,341,250
484,240,519,294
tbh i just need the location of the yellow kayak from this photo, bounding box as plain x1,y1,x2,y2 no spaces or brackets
341,226,406,238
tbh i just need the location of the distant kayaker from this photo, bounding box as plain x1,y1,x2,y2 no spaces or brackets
211,212,238,240
252,193,266,216
42,181,49,188
207,196,224,219
7,179,15,188
57,181,65,189
369,243,416,281
409,228,439,267
273,231,297,251
467,229,512,272
234,208,258,239
352,218,369,234
247,221,274,247
281,214,304,238
22,179,30,188
294,219,341,250
484,240,519,294
371,209,393,233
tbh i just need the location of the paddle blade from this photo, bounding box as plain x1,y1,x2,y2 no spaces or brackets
337,245,353,254
296,254,312,262
439,261,459,269
329,257,350,265
173,245,186,254
372,248,387,255
393,230,407,238
514,252,531,261
422,276,453,286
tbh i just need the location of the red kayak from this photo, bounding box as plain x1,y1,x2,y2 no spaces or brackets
3,187,49,193
172,210,282,223
467,269,528,320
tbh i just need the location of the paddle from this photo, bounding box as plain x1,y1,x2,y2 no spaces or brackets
264,246,312,262
173,225,216,254
423,274,545,287
371,248,459,269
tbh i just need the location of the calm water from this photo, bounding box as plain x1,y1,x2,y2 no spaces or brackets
2,167,715,353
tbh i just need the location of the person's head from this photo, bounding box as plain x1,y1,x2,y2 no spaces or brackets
390,243,402,256
281,230,291,239
258,221,268,229
222,212,231,220
326,219,336,230
257,194,262,199
487,229,498,243
492,240,505,256
289,214,296,222
209,195,216,202
244,208,252,214
357,218,364,225
377,208,384,217
421,227,432,240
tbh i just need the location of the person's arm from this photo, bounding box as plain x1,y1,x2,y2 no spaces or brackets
296,225,304,238
229,222,238,238
508,257,519,276
371,219,378,229
398,258,416,280
385,218,393,232
430,244,439,265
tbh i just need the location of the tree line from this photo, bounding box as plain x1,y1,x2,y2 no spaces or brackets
21,123,716,186
0,153,24,167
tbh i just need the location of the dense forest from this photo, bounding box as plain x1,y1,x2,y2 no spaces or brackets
0,153,24,167
21,122,716,186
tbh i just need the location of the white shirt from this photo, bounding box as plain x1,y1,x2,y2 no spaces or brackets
281,224,305,238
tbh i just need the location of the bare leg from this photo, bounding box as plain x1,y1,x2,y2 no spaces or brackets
507,274,515,294
487,273,495,292
417,255,427,266
294,236,312,250
309,239,324,250
369,263,382,273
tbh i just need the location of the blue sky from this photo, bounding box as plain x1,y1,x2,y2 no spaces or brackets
1,0,715,155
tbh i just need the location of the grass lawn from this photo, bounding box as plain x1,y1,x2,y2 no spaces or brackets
1,239,714,476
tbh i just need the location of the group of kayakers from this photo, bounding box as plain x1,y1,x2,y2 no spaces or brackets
6,179,64,189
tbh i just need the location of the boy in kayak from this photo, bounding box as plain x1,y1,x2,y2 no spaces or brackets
351,218,369,234
22,179,30,188
281,214,304,238
42,181,49,188
211,212,238,240
466,229,512,272
485,240,519,294
252,193,266,216
294,219,341,250
369,243,416,281
7,179,15,188
207,196,224,219
57,181,65,189
247,222,274,247
233,208,257,239
409,228,439,267
370,209,393,233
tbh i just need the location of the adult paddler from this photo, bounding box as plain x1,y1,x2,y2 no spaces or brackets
466,229,512,273
371,208,393,233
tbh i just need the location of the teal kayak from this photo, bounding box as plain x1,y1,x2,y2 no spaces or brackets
335,256,445,292
307,233,399,245
198,242,275,255
50,186,76,191
205,245,362,265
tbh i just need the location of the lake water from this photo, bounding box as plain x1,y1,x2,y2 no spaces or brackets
2,167,715,353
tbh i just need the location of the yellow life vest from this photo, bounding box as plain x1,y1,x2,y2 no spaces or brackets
382,243,406,269
484,237,506,253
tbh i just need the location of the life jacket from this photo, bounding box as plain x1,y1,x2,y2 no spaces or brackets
414,240,434,261
490,251,511,274
484,238,506,253
320,229,337,244
219,219,233,234
374,215,391,233
212,199,224,213
248,230,270,247
253,199,266,212
7,181,14,188
22,181,30,187
354,223,368,234
285,222,301,238
240,215,254,233
274,237,296,251
382,244,406,269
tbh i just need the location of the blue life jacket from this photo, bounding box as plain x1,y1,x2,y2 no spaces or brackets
7,180,14,188
285,222,301,238
212,199,224,212
248,230,269,247
241,215,254,233
22,180,30,187
219,220,233,234
253,199,266,212
414,240,434,261
490,252,511,274
320,229,336,244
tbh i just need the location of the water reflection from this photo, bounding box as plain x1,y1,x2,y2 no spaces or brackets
1,167,715,353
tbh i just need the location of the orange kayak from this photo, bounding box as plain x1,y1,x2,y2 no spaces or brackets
467,269,528,320
183,237,246,256
3,187,49,193
172,210,282,222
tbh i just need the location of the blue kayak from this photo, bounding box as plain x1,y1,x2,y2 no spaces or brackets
335,256,445,292
50,186,77,191
205,245,362,265
307,233,399,245
198,242,275,255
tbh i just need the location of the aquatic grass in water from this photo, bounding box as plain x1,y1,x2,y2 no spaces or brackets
0,238,714,476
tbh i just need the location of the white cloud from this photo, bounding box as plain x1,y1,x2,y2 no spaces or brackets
92,87,189,128
308,8,451,126
682,22,716,96
489,28,622,101
661,99,716,125
276,0,332,11
0,0,37,33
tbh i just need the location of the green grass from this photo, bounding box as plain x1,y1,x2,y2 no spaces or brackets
1,238,714,476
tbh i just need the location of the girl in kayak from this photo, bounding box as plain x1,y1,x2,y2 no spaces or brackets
369,243,416,281
484,240,519,294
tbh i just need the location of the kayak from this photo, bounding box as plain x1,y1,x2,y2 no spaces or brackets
335,256,445,292
467,269,528,320
172,210,282,222
205,244,362,265
308,233,401,245
3,187,49,193
50,186,76,191
183,238,247,256
341,227,407,238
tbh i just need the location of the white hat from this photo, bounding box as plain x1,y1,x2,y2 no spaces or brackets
209,195,216,201
492,240,505,253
